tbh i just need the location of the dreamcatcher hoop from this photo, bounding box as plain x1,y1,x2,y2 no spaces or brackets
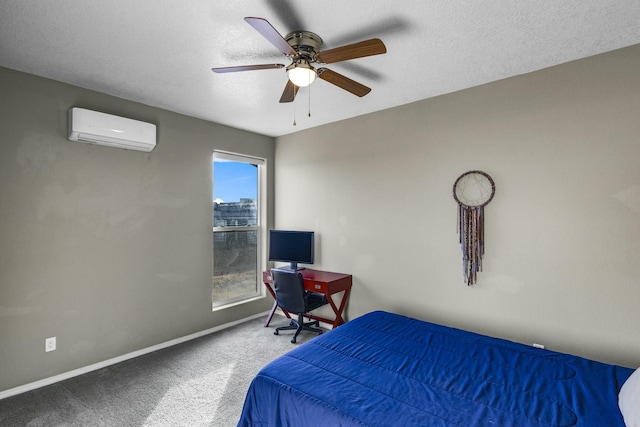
453,171,495,285
453,170,495,208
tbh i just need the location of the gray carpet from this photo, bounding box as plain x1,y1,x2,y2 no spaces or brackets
0,315,320,426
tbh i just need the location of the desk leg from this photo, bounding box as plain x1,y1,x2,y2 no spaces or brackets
264,301,278,327
263,281,291,327
326,288,351,328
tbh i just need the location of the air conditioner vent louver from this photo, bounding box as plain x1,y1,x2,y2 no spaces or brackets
68,108,156,152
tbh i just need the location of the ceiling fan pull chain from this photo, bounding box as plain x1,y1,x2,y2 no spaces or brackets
308,84,312,118
292,98,297,126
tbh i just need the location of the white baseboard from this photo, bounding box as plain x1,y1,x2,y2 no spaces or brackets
0,311,271,401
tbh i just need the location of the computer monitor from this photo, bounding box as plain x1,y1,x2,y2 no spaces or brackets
268,230,314,271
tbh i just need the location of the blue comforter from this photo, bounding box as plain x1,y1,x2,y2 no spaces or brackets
238,311,632,426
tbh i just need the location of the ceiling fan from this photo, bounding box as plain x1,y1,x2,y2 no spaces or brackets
212,17,387,103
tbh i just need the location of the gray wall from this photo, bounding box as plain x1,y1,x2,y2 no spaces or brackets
275,45,640,368
0,67,274,392
2,44,639,394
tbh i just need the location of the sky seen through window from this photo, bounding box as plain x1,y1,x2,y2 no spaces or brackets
213,160,257,203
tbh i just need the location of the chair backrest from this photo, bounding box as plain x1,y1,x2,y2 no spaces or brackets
271,269,307,314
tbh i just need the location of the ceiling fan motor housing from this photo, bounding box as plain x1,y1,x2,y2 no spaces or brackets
285,31,323,61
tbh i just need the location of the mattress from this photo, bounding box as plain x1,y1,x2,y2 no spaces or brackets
238,310,632,426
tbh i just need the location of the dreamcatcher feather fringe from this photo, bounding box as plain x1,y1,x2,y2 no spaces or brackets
458,205,484,285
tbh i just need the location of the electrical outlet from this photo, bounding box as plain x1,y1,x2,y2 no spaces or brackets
45,337,56,352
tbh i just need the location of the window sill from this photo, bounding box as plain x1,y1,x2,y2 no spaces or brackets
212,294,266,312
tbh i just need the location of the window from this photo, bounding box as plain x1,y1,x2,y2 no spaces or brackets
212,151,265,309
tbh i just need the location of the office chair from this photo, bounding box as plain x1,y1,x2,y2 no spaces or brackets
271,268,328,343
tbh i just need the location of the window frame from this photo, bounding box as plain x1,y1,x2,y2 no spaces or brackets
212,150,267,310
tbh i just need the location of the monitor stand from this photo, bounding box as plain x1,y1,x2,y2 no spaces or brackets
288,262,305,271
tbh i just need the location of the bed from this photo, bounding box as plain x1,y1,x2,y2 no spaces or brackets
238,310,638,426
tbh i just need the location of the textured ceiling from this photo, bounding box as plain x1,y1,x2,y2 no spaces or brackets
1,1,639,137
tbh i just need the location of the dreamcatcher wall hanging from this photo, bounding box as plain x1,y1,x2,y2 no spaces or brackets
453,171,496,285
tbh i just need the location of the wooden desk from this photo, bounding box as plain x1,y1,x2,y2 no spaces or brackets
262,269,352,329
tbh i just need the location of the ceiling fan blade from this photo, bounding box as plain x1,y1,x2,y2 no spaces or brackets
317,68,371,97
265,0,306,34
317,38,386,64
244,17,296,57
279,80,299,103
212,64,285,73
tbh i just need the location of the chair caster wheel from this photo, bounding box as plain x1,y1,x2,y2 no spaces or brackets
274,331,279,335
290,338,296,344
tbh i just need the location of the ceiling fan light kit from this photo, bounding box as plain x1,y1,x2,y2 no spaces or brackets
211,17,386,104
287,60,316,87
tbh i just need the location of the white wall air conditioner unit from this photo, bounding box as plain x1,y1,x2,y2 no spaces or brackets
68,107,156,152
